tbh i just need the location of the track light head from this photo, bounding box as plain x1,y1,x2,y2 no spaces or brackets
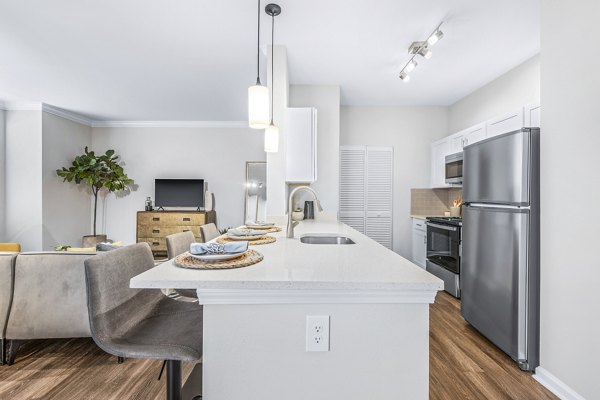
427,29,444,46
399,71,411,82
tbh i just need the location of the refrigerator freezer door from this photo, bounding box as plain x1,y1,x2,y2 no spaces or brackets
463,129,531,206
461,205,529,364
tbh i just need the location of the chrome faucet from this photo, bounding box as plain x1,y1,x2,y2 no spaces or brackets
287,186,323,238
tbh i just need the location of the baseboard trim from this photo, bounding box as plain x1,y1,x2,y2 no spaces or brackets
534,367,586,400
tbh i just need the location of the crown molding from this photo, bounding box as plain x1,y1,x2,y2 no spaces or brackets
0,100,249,129
91,120,249,128
42,104,93,126
1,101,43,111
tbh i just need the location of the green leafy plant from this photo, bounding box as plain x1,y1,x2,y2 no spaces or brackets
57,147,134,236
219,227,232,235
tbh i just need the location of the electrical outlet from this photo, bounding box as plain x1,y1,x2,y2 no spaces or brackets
306,315,330,352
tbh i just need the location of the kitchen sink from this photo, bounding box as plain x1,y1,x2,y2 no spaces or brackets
300,235,355,245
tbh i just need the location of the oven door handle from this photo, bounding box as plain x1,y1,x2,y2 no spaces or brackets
425,222,457,232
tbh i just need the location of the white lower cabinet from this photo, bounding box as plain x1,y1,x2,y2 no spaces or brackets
411,218,427,269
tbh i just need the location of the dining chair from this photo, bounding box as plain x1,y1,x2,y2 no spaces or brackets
84,243,203,400
200,223,220,242
165,231,199,300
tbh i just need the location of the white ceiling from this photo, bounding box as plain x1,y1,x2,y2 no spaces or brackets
0,0,539,121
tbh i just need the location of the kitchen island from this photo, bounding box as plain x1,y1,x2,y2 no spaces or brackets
131,219,443,399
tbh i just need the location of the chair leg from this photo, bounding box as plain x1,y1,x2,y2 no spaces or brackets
117,356,124,364
166,360,182,400
158,360,167,380
1,338,5,365
7,340,25,365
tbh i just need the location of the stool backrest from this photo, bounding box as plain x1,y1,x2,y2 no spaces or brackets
200,223,220,242
84,243,161,340
165,231,195,259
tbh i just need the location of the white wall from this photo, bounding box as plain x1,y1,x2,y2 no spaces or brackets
0,109,5,240
448,55,540,133
42,112,92,248
289,85,340,215
340,107,448,257
91,127,265,244
5,110,43,251
537,1,600,398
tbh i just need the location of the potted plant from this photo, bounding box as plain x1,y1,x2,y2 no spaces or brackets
57,147,134,247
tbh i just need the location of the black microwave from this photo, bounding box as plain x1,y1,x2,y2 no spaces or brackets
445,152,463,184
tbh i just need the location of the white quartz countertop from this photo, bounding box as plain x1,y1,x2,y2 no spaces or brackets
130,220,443,299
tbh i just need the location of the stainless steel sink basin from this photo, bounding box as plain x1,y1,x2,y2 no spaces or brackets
300,235,355,245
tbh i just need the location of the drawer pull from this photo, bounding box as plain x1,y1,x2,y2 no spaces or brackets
183,217,191,222
153,217,160,221
183,229,190,232
153,229,160,234
152,242,159,246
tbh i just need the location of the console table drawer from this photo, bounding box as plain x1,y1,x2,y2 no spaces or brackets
138,237,167,251
138,212,206,226
137,225,201,238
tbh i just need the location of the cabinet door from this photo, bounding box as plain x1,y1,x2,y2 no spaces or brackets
462,123,487,147
449,133,465,154
286,108,317,183
524,102,541,128
339,146,366,233
486,108,524,138
366,147,393,249
430,138,450,188
411,219,427,268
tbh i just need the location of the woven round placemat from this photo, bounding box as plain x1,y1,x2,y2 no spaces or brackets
244,226,282,233
217,235,276,245
173,250,263,270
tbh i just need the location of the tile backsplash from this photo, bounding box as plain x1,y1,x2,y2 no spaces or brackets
411,188,463,216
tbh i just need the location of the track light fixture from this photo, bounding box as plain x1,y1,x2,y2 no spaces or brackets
399,23,444,82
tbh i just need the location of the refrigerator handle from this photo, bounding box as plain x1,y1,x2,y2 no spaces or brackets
517,214,529,363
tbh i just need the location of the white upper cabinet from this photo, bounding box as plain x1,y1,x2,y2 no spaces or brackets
285,107,317,183
461,122,487,147
486,108,525,138
524,102,541,128
430,138,450,188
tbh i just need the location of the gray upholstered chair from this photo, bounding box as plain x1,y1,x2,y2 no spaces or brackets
165,231,195,260
84,243,203,400
200,223,220,242
165,231,198,300
0,253,18,365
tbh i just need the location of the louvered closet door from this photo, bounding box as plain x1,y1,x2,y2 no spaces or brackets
339,146,366,233
366,147,393,249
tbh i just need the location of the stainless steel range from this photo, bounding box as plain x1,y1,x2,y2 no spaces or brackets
425,216,462,298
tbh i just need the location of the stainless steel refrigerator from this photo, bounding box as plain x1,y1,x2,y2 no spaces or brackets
461,128,540,371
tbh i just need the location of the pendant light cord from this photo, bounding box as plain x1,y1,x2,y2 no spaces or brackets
270,12,275,124
256,0,261,85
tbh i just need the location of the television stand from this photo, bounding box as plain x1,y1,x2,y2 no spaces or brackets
136,210,217,257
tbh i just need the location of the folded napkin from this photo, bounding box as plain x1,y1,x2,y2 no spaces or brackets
245,220,275,226
190,241,248,255
228,228,264,236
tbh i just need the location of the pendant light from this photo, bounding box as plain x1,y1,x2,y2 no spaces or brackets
248,0,269,129
264,3,281,153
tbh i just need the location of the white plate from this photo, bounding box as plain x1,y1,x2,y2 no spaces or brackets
245,223,275,229
227,233,265,241
188,252,245,262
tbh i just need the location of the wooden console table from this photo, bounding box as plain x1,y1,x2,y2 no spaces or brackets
136,210,216,257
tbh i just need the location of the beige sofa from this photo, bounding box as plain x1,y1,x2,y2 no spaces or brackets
1,251,96,364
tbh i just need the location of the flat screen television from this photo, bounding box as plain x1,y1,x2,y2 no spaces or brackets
155,179,204,209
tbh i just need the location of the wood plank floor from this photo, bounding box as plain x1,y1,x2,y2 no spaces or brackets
0,292,557,399
430,292,557,400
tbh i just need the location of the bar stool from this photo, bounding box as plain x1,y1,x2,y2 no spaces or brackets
84,243,202,400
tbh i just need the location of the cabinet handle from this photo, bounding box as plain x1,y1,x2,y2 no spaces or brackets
152,217,160,221
423,236,427,244
183,229,190,232
152,242,159,246
183,217,191,222
152,229,160,234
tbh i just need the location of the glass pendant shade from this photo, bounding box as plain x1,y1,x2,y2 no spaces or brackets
264,123,279,153
248,84,270,129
